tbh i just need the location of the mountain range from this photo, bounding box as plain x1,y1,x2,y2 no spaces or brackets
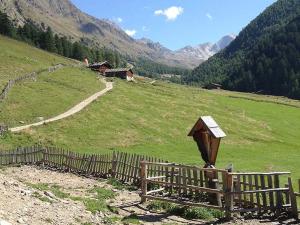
0,0,234,68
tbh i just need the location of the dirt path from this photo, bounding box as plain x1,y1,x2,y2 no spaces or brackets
9,79,113,133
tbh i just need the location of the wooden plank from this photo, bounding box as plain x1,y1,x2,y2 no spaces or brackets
288,177,299,220
248,175,254,206
132,154,138,183
182,167,187,195
274,175,283,213
231,188,288,194
169,166,175,195
140,161,147,203
231,172,291,176
260,175,267,210
187,168,192,195
147,180,224,194
267,175,274,209
224,173,233,219
146,188,165,195
236,175,242,208
143,162,228,173
193,169,199,196
242,175,247,205
254,174,261,213
147,176,167,180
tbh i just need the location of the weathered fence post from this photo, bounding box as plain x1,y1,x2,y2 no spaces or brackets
111,151,118,178
288,177,299,220
140,161,148,203
224,172,234,220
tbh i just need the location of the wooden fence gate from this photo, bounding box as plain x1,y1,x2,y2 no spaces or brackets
140,161,299,220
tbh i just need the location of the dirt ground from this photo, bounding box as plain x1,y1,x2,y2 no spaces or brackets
0,166,296,225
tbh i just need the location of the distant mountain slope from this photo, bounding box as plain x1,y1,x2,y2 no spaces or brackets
186,0,300,95
137,35,235,68
175,35,236,62
0,0,233,69
224,15,300,98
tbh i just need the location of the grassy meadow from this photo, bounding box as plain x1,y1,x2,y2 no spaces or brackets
0,67,105,127
1,77,299,179
0,35,299,181
0,35,74,89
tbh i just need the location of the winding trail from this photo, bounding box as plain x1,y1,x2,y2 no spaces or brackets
10,79,113,133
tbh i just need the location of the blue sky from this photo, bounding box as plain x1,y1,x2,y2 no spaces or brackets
70,0,276,50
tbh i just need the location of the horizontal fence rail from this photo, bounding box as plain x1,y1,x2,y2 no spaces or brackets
0,64,64,101
0,146,298,220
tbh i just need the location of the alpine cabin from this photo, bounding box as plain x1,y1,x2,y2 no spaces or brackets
105,68,134,80
89,61,112,74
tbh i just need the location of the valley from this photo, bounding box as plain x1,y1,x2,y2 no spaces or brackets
0,33,299,181
0,0,300,223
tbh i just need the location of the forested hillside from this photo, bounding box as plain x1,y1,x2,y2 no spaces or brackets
224,16,300,98
185,0,300,99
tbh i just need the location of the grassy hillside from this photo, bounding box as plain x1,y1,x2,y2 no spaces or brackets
0,35,74,88
1,78,300,178
0,67,104,127
0,35,105,127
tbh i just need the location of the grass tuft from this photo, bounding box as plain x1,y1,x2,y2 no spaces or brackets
121,213,141,224
147,200,224,220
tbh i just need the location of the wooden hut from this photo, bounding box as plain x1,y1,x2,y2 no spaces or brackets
104,68,134,80
89,61,112,73
188,116,226,167
204,83,222,90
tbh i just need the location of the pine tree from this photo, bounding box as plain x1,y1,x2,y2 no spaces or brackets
72,42,84,60
40,27,56,52
0,11,14,37
55,34,63,55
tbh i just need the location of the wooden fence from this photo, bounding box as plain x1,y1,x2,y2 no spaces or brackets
140,161,299,220
0,146,166,184
0,64,64,101
0,146,299,220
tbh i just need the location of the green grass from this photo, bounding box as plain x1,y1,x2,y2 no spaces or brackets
0,35,74,89
70,187,116,214
107,178,137,191
121,214,141,224
147,200,224,220
88,187,116,199
0,66,104,127
26,182,70,199
32,191,53,203
1,35,300,183
2,78,300,180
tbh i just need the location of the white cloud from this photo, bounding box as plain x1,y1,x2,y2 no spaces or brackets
142,26,149,32
154,6,184,21
113,17,123,23
206,13,213,20
125,29,137,37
